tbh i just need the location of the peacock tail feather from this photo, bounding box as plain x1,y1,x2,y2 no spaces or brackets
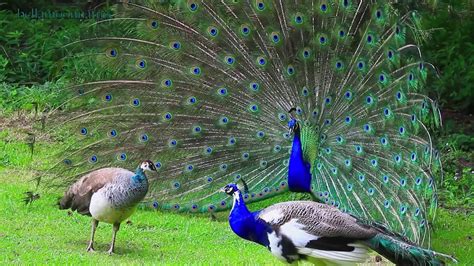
40,0,442,246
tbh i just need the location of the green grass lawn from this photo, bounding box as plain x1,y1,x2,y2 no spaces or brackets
0,134,472,265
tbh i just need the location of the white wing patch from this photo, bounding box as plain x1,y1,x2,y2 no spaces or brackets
278,219,370,264
259,208,285,224
280,219,320,247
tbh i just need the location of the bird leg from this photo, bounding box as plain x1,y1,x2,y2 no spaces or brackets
86,219,98,252
107,223,120,255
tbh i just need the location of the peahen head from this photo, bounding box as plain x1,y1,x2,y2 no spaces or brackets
139,160,158,172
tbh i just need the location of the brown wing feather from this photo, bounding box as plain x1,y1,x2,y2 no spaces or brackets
59,168,133,216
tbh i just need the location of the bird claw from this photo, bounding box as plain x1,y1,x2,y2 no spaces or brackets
107,249,114,255
86,246,95,253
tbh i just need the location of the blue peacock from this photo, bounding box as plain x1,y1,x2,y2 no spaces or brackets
40,0,442,247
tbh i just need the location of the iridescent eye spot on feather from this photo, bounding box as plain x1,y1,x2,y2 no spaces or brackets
140,134,149,142
77,87,84,95
375,9,383,20
188,96,197,105
383,175,389,183
344,159,351,167
118,153,127,161
136,59,146,69
192,126,202,133
294,13,304,24
387,50,394,59
132,98,140,107
219,163,228,171
162,79,172,88
208,205,216,212
400,205,407,215
256,1,265,11
217,87,228,96
249,104,259,113
336,136,343,144
283,132,290,139
234,174,241,180
324,119,331,125
219,116,229,125
371,159,378,167
185,164,194,172
280,181,287,187
286,65,295,76
173,182,181,189
400,178,407,187
420,219,426,227
155,162,162,169
366,96,373,105
366,34,374,44
363,124,371,132
383,108,391,117
346,184,353,191
325,147,331,154
242,152,249,160
319,36,327,45
394,154,402,163
104,94,112,102
399,126,405,135
256,131,265,138
164,112,172,121
220,201,226,207
384,200,390,208
415,177,422,186
260,160,267,168
324,97,331,105
283,159,289,167
106,48,118,58
379,74,387,84
342,0,350,7
408,73,414,81
208,26,218,37
344,91,352,100
414,208,420,217
331,167,337,175
316,163,323,170
278,113,287,121
270,32,281,44
335,61,343,70
80,127,88,135
150,20,158,29
191,66,201,76
302,87,309,97
344,116,352,124
206,176,213,183
302,48,311,59
89,155,98,164
358,174,365,182
170,41,181,50
357,61,365,70
355,145,363,154
225,56,235,65
380,137,388,146
228,136,236,145
204,147,213,155
191,204,198,210
240,24,251,36
273,145,281,152
188,2,198,11
153,201,159,209
320,3,328,12
368,188,375,196
411,152,417,161
296,106,303,115
249,82,260,92
256,56,267,67
339,30,346,38
169,139,177,147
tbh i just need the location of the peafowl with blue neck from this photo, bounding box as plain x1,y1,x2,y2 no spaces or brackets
40,0,442,247
222,183,456,265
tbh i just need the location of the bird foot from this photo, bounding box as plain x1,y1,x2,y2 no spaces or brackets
107,248,115,255
86,246,95,253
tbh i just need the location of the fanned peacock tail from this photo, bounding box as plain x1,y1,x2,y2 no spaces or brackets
39,0,442,246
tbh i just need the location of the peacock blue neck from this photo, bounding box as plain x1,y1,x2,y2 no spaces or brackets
288,128,312,193
228,191,270,247
132,167,147,184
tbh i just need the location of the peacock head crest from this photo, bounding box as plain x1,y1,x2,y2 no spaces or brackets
222,183,239,195
140,160,158,172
